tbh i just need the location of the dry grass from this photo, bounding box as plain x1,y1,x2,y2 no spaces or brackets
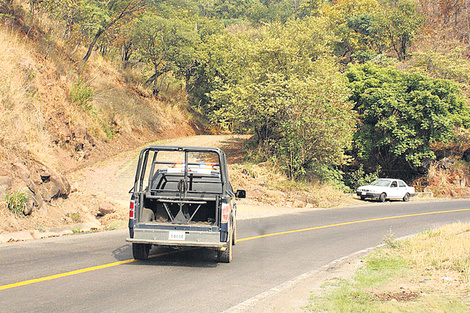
405,223,470,287
310,223,470,312
366,223,470,308
0,14,198,234
0,14,198,166
423,162,470,198
0,28,55,164
229,161,352,208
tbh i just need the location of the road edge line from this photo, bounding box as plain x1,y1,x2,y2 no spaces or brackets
222,246,381,313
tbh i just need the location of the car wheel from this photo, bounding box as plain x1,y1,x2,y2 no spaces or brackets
360,196,366,200
132,243,151,260
403,193,410,202
379,193,386,202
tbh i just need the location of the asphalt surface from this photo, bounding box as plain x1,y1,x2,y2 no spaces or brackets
1,199,470,312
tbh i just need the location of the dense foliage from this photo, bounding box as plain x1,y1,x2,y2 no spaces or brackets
3,0,470,183
195,18,355,179
348,63,470,175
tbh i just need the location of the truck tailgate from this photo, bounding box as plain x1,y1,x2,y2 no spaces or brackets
126,224,224,248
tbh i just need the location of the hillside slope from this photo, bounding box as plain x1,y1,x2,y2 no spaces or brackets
0,20,200,227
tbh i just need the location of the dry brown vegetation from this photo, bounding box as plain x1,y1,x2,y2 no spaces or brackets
0,11,201,233
1,0,470,236
229,162,354,209
414,160,470,197
0,24,198,170
370,223,470,309
310,223,470,312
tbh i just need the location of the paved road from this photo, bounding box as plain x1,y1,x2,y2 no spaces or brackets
1,199,470,312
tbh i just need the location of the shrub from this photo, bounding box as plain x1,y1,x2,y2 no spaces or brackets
5,190,27,215
70,77,94,110
344,164,381,191
347,63,470,176
68,212,81,223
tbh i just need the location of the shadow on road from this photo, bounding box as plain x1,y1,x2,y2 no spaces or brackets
112,244,133,261
122,246,219,268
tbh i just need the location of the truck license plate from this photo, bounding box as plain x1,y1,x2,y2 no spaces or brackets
169,231,185,241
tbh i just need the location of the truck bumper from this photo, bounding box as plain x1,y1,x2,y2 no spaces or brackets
126,228,225,248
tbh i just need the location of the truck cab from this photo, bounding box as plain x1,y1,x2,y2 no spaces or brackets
126,146,245,263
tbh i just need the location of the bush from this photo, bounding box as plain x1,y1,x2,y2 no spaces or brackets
5,190,27,215
70,77,94,110
347,63,470,176
344,164,381,191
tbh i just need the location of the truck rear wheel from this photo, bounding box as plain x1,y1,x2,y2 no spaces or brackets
132,243,151,260
218,234,233,263
232,220,237,246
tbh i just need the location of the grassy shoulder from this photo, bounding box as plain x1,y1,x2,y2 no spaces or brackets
308,223,470,312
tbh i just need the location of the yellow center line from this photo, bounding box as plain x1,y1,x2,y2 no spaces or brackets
0,249,178,291
0,259,135,291
1,207,470,291
237,208,470,242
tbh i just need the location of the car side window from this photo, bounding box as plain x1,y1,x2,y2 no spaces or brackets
391,181,397,188
399,181,406,187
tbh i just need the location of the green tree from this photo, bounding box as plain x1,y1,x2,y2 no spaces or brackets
406,49,470,87
186,30,253,111
129,13,199,96
82,0,146,62
375,0,424,61
347,63,469,175
205,18,355,180
37,0,145,61
317,0,387,63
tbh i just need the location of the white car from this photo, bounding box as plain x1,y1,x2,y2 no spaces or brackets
356,178,415,202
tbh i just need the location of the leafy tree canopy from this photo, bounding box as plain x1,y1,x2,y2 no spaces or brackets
201,17,355,180
347,63,470,175
128,12,199,96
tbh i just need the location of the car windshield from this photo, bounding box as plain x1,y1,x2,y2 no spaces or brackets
370,179,391,187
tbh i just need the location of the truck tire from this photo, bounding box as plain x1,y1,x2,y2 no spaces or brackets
132,243,151,260
218,234,233,263
232,220,237,246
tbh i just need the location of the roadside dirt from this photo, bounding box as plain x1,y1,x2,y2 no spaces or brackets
1,133,365,236
1,134,352,239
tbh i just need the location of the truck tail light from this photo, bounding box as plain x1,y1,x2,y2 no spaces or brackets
221,202,230,223
129,200,135,220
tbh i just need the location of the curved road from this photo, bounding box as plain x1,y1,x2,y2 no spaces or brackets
1,199,470,312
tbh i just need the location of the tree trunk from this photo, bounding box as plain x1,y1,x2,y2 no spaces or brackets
83,28,104,62
121,42,132,69
82,0,143,62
